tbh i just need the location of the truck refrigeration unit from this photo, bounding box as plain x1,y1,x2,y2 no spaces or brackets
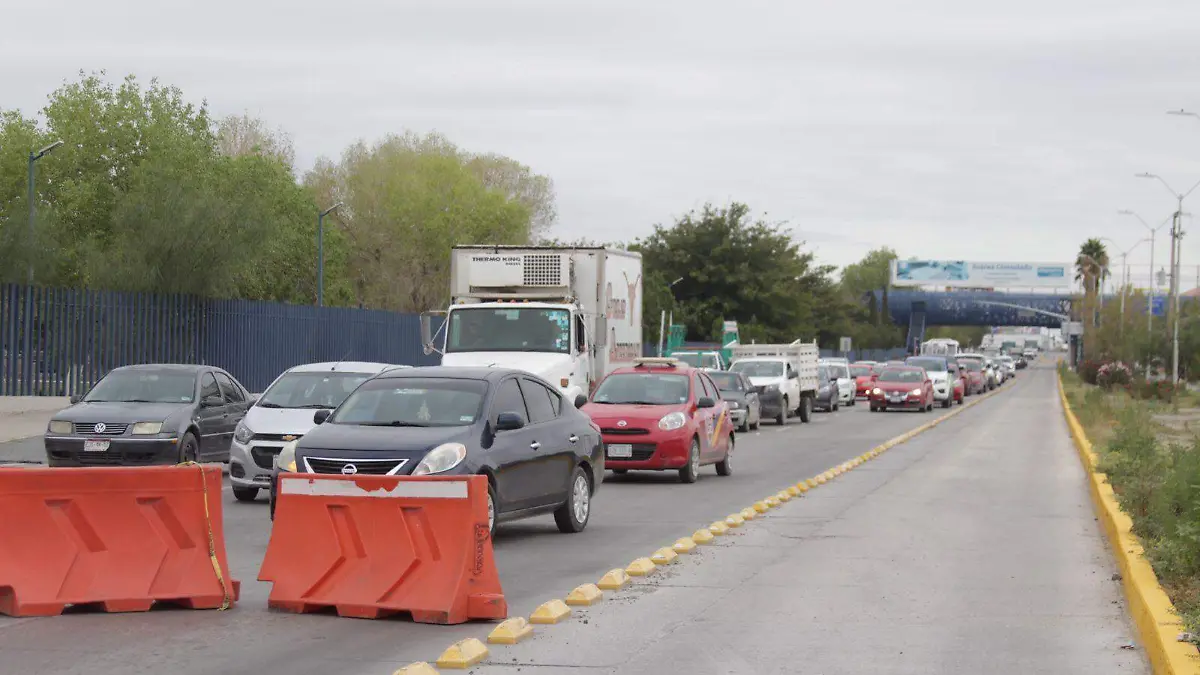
421,246,644,405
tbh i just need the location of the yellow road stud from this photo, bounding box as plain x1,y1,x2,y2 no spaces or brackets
765,495,781,507
565,583,604,607
393,663,440,675
816,475,827,485
776,490,792,502
740,507,758,520
786,485,801,497
436,638,489,669
626,557,657,576
692,528,715,544
709,520,730,535
651,547,678,565
754,500,770,513
805,478,819,489
673,537,698,553
530,599,572,624
725,513,745,527
598,568,631,589
488,617,534,644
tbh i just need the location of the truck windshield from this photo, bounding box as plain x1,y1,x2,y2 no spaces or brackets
446,307,571,354
730,361,783,378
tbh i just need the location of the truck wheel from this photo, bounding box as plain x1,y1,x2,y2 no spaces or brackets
798,395,813,423
776,398,788,425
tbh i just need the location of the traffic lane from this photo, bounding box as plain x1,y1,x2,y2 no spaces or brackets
0,390,1013,675
0,436,46,464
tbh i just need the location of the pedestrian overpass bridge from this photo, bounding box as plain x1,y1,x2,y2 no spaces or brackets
871,289,1080,350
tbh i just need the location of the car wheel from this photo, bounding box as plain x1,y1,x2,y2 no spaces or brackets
798,395,813,423
776,397,788,425
679,438,701,483
486,480,499,538
848,395,856,407
716,435,734,476
232,486,258,502
958,396,964,405
942,398,951,409
554,466,592,534
177,432,199,464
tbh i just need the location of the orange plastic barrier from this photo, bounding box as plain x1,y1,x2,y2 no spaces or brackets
258,474,506,624
0,465,239,616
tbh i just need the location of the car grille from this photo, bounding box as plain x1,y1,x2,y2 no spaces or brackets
48,448,160,465
606,443,656,461
250,446,284,470
600,427,650,436
304,456,408,475
252,433,304,443
72,422,128,436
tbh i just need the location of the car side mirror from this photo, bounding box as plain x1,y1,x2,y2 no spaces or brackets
495,412,526,431
696,397,716,409
574,394,588,409
313,409,332,425
69,394,81,405
201,395,224,408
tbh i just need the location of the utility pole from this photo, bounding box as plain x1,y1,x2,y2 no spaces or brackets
26,140,64,284
317,202,343,307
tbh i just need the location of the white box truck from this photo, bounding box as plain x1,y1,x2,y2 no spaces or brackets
728,341,820,425
421,246,643,405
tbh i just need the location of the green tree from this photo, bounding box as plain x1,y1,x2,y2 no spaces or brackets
838,247,904,350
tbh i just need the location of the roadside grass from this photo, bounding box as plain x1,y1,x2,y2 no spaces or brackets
1062,367,1200,635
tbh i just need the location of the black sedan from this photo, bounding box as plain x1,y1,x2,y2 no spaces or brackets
704,369,761,432
815,364,840,412
44,364,254,466
270,367,604,535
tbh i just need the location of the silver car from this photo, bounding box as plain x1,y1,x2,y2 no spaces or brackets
227,361,406,502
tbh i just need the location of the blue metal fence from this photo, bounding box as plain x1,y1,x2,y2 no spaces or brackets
0,284,438,396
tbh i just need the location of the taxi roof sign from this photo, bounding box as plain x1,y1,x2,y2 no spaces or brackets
633,357,680,368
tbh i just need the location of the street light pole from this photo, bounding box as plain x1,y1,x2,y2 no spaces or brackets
1118,210,1173,338
317,202,344,307
26,140,64,285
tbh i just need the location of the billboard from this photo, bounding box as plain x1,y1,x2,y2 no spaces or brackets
890,260,1071,288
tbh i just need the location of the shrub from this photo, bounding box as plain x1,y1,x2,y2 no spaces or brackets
1131,378,1182,402
1079,359,1103,385
1097,361,1134,390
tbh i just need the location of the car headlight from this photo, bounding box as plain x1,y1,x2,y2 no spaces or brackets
658,411,687,431
412,443,468,475
48,420,72,434
130,421,163,435
872,388,882,395
910,388,923,396
233,421,253,444
276,440,299,472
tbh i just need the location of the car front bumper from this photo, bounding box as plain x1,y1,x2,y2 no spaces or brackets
603,431,691,470
727,408,747,427
870,395,925,410
931,383,951,401
44,435,180,466
229,439,283,489
757,390,785,417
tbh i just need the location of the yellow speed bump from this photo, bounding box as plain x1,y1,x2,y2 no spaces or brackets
530,599,572,624
626,557,657,576
692,528,715,544
725,513,745,528
786,485,801,497
565,583,604,607
796,481,810,493
673,537,698,553
598,568,631,590
805,478,819,489
488,617,534,644
709,520,730,535
393,663,439,675
815,475,827,485
765,496,781,508
651,547,679,565
436,638,489,669
776,490,792,502
740,507,758,520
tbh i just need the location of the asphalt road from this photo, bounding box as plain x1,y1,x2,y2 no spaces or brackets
0,377,1020,674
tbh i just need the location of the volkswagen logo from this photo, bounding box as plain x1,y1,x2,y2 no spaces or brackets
340,464,358,475
617,420,627,427
93,423,107,434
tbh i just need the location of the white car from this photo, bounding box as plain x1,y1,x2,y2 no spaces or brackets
820,360,856,406
227,361,408,502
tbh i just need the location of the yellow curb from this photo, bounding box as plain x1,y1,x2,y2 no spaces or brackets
692,528,715,544
394,662,440,675
786,485,802,497
776,490,793,502
725,513,745,528
626,557,657,576
488,617,534,644
1058,373,1200,673
740,507,758,520
565,583,604,607
710,520,731,535
651,547,679,565
597,568,631,590
673,537,698,553
435,638,489,669
530,599,572,624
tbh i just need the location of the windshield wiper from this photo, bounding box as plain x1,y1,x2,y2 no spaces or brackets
119,399,159,403
257,402,283,408
359,421,430,427
617,400,662,406
283,403,336,409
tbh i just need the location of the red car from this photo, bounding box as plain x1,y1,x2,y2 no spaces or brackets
850,362,878,398
947,361,966,405
868,366,935,412
583,358,734,483
957,359,986,395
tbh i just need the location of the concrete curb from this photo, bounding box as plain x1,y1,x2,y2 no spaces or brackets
1057,372,1200,675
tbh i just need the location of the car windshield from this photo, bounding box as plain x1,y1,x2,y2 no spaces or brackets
828,364,849,378
959,361,983,372
258,371,377,409
706,372,743,391
850,365,873,377
445,307,570,354
330,377,487,427
906,357,947,373
730,361,784,378
878,369,923,383
83,370,196,403
592,373,690,405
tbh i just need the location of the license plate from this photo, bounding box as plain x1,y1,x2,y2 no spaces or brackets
608,444,633,459
83,439,110,452
890,395,904,401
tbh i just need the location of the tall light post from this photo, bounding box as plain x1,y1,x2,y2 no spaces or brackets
1136,171,1200,384
1101,237,1150,334
316,202,344,307
1117,210,1173,336
27,140,64,284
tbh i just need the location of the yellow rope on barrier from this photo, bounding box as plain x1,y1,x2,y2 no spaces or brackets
177,461,233,611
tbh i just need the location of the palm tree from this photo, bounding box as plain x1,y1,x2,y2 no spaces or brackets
1076,238,1109,296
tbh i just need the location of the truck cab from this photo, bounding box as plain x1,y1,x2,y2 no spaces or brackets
669,350,726,371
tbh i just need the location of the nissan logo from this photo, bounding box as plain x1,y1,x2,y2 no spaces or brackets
93,423,106,434
617,420,627,427
340,464,358,475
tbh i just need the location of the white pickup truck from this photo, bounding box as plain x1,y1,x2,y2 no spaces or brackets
728,341,820,425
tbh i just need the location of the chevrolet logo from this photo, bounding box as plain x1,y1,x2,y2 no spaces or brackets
282,435,297,442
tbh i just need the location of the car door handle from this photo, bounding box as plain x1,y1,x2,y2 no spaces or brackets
530,441,541,450
568,434,578,443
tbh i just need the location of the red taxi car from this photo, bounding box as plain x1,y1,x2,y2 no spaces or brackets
850,362,878,399
582,358,734,483
957,358,986,395
868,366,935,412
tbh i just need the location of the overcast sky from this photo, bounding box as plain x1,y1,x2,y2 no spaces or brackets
6,0,1200,287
